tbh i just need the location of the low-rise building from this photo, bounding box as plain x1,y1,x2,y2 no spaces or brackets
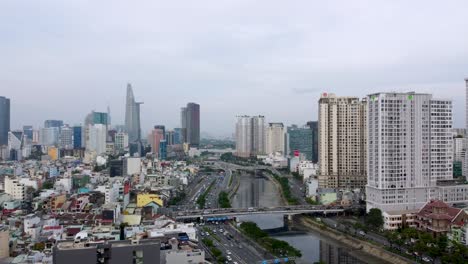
415,200,468,237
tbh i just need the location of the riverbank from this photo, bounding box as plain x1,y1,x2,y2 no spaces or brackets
295,215,414,264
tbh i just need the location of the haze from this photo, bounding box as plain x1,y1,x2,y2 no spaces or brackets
1,0,468,137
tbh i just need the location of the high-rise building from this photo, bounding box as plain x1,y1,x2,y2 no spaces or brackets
266,123,285,155
251,116,266,156
180,103,200,147
366,92,453,212
165,130,175,145
0,96,10,146
235,115,266,157
87,124,107,155
149,126,165,158
453,137,466,163
286,125,314,161
40,127,60,146
306,121,319,163
22,126,33,143
125,84,143,143
115,132,129,152
466,79,468,130
72,126,82,149
159,139,167,160
83,111,109,148
8,131,24,161
180,107,187,143
235,116,252,158
173,128,182,145
318,93,367,190
44,120,63,129
59,126,73,150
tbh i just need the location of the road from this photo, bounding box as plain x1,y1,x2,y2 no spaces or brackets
198,223,265,264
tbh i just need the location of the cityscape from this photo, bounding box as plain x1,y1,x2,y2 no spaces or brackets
2,1,468,264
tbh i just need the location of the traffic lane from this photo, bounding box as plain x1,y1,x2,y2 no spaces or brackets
214,225,260,264
201,225,247,264
215,224,263,264
223,224,273,261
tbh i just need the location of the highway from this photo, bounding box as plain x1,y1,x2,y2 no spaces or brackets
198,223,265,264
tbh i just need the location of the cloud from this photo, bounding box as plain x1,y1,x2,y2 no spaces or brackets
1,0,468,136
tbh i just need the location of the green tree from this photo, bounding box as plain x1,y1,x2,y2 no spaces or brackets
365,208,384,229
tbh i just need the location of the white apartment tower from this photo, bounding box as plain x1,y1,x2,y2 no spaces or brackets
115,132,129,152
366,92,453,213
235,115,266,158
59,126,73,150
87,124,107,155
235,116,252,158
266,123,285,155
318,93,367,190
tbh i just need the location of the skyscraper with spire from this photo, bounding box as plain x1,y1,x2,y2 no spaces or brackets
125,84,143,143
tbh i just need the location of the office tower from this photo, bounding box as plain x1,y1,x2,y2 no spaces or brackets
22,126,33,143
8,131,24,160
149,126,165,158
286,125,314,161
235,115,266,157
180,107,187,143
266,123,285,155
306,121,319,163
318,93,367,190
366,92,453,212
59,126,73,150
0,96,10,146
186,103,200,147
44,120,63,128
159,140,167,160
115,132,129,152
125,83,143,143
40,127,60,146
180,103,200,147
87,124,107,155
165,130,175,145
72,126,82,149
173,128,182,144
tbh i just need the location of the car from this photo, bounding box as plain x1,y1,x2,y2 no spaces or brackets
226,256,232,261
226,250,231,255
358,231,366,236
219,229,224,233
213,230,217,233
422,257,431,263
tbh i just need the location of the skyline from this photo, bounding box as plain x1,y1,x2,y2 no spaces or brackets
2,1,468,136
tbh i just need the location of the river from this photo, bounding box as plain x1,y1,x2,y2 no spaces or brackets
231,172,388,264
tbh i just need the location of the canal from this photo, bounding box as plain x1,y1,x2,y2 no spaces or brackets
231,172,390,264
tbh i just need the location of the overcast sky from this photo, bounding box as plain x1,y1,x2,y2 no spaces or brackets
1,0,468,138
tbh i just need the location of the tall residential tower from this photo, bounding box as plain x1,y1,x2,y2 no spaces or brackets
318,93,367,190
366,92,453,213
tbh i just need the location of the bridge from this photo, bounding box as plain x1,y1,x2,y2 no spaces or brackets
173,205,347,220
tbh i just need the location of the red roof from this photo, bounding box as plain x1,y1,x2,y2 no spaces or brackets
417,200,462,223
